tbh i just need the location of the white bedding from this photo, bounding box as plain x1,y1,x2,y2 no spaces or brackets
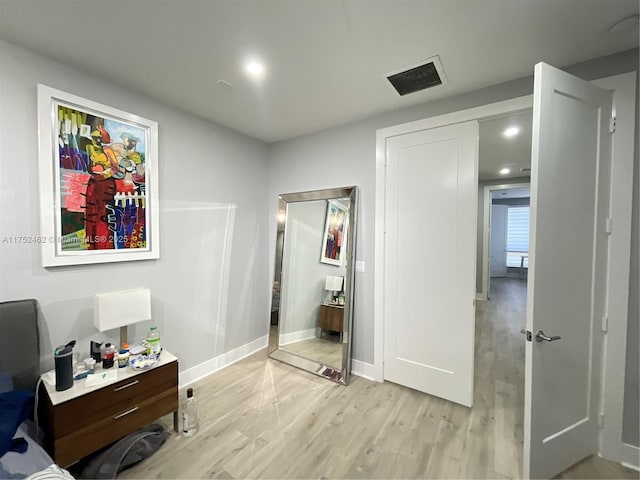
0,422,54,478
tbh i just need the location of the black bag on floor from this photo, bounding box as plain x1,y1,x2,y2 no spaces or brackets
80,424,170,479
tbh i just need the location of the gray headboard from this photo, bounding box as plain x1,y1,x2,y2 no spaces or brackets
0,299,40,391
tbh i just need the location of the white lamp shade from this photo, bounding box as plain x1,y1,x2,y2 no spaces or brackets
93,288,151,332
324,276,343,292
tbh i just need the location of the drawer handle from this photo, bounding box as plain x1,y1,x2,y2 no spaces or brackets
114,380,139,392
114,406,139,420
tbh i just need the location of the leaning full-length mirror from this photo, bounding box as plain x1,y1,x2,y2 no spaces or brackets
269,186,357,384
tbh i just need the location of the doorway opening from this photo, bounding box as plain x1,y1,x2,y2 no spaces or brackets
375,70,635,478
473,110,533,475
476,110,533,302
487,186,531,297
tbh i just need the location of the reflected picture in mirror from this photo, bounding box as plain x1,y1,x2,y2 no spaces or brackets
320,199,349,266
268,187,357,385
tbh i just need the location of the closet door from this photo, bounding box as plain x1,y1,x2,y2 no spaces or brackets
384,120,478,407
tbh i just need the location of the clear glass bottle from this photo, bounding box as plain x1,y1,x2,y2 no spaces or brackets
182,388,199,437
146,326,161,355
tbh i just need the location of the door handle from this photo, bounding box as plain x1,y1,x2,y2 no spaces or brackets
535,330,561,342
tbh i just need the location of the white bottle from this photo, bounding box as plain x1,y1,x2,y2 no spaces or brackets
146,326,161,355
182,388,199,437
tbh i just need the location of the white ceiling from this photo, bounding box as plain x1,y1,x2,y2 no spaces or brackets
479,110,532,181
492,187,531,200
0,1,637,143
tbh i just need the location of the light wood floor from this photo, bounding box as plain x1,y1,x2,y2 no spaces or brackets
121,278,637,479
281,335,343,370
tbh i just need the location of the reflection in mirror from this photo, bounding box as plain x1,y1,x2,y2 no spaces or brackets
269,187,357,385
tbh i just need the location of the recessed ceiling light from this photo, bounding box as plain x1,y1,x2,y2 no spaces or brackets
499,168,510,175
503,127,520,138
245,61,264,76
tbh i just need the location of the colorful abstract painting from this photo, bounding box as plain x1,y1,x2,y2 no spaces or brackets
38,85,159,266
320,200,349,266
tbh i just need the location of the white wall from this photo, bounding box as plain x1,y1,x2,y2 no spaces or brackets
268,124,375,363
0,40,270,374
268,49,639,441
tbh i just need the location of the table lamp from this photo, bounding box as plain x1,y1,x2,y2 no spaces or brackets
324,276,343,304
93,288,151,347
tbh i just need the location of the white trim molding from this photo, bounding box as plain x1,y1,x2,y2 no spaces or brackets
278,328,317,346
179,335,268,388
179,335,379,389
374,95,533,383
621,443,640,472
593,71,638,468
351,359,377,381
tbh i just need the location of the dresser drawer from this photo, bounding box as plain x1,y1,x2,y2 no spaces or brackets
52,361,177,437
53,388,178,467
319,304,344,332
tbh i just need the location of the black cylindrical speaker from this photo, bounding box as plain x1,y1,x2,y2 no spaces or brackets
54,345,74,391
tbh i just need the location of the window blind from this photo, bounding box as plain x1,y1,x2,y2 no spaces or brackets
506,206,530,267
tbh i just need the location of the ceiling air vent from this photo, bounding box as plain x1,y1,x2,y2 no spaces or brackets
520,167,531,173
386,56,446,96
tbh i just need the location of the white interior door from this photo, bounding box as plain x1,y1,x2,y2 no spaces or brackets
524,63,612,479
384,121,478,407
490,204,507,277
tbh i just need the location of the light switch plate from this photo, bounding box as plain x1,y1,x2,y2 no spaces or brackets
355,261,365,272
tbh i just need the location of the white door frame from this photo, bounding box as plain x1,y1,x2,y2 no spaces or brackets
481,182,531,301
594,71,638,470
375,95,533,383
374,71,635,468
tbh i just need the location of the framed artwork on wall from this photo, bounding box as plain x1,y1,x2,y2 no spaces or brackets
320,199,349,266
37,85,159,267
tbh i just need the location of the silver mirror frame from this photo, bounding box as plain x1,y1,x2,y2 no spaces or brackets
268,186,358,385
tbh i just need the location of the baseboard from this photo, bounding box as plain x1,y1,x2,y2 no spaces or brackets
351,359,376,381
179,336,379,387
622,443,640,471
179,335,268,388
279,328,316,346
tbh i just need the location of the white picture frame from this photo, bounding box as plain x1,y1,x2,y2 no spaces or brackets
37,84,159,267
320,199,349,266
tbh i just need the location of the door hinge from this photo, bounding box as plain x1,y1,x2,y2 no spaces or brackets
605,218,613,234
601,315,608,332
598,413,605,428
609,117,616,133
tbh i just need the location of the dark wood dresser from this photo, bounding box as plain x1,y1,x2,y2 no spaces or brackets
39,351,178,467
319,303,344,335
